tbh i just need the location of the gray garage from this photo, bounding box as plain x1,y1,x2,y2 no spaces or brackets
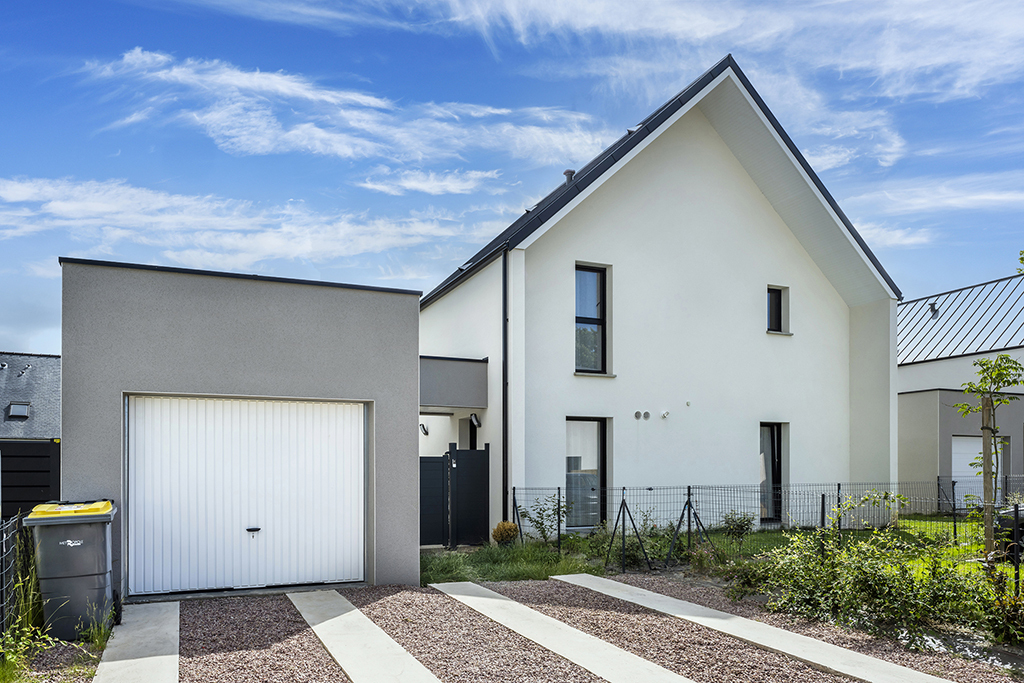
60,258,421,598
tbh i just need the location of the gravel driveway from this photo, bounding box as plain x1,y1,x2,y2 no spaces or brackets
179,594,349,682
613,573,1018,683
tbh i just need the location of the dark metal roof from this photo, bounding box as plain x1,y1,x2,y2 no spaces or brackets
898,273,1024,365
420,54,901,309
58,257,422,296
0,352,61,439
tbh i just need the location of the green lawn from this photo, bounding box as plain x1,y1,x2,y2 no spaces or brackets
419,543,604,586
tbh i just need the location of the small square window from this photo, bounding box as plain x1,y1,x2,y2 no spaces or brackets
8,403,29,418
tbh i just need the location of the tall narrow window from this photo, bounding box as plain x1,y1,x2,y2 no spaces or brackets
759,423,782,522
566,418,606,528
767,287,783,332
576,266,605,372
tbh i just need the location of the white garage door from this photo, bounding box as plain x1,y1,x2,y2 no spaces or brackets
127,395,364,595
952,435,982,482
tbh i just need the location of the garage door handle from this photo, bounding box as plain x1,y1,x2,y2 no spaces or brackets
246,527,261,533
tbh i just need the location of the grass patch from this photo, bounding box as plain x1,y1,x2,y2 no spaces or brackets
420,542,604,586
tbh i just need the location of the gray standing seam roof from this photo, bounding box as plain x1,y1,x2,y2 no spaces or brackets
420,54,901,309
898,273,1024,365
0,352,61,439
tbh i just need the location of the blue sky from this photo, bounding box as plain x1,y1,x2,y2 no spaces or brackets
2,1,1024,354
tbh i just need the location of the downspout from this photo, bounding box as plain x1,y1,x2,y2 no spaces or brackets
502,248,509,520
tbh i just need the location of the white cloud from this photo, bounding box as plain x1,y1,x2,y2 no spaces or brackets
84,48,616,167
854,222,933,248
845,172,1024,216
0,176,469,270
803,145,859,172
358,168,502,196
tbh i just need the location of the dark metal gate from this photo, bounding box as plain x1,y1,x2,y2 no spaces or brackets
419,443,489,547
1,439,61,519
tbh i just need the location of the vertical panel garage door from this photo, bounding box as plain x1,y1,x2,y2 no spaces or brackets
127,396,364,595
952,436,982,482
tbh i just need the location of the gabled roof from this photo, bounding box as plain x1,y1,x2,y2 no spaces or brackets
0,351,61,439
898,273,1024,365
421,54,901,309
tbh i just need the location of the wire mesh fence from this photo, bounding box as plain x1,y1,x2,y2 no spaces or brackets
512,478,1023,574
1,514,22,633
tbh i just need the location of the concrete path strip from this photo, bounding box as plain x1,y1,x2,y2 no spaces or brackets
554,574,949,683
93,601,179,683
431,581,695,683
288,590,440,683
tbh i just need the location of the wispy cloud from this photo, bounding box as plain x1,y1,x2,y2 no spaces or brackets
84,48,616,167
844,172,1024,216
0,176,474,270
358,167,502,195
855,222,933,248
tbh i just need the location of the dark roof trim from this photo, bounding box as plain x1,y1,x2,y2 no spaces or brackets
420,355,489,363
0,352,61,359
898,344,1024,367
899,388,1024,397
58,257,422,296
900,272,1024,306
420,54,901,310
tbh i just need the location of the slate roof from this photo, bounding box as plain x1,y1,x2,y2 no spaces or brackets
0,352,61,439
420,54,901,309
897,273,1024,365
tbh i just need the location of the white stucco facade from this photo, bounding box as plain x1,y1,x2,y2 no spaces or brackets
419,62,899,532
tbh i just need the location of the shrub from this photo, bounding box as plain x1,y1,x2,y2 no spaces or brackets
518,494,569,544
983,561,1024,644
492,521,519,546
721,510,755,552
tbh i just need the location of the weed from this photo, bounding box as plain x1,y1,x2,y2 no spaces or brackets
419,542,602,586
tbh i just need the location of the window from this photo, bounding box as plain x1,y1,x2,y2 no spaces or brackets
759,423,782,522
576,266,606,372
7,402,29,418
566,418,606,528
767,286,789,334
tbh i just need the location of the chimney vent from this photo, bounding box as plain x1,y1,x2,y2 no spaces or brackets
563,169,575,184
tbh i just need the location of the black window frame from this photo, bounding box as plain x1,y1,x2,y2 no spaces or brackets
767,286,783,333
575,265,606,373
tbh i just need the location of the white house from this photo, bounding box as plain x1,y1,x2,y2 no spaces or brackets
898,273,1024,499
419,55,902,532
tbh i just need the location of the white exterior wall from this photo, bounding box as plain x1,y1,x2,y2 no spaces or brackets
419,257,505,528
518,106,884,489
899,350,1024,393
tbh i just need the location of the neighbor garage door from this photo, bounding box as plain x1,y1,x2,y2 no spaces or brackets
127,395,364,595
952,435,982,482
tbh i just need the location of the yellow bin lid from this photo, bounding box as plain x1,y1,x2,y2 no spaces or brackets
25,500,116,526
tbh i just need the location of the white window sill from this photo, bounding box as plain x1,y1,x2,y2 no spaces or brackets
766,330,794,336
575,372,617,378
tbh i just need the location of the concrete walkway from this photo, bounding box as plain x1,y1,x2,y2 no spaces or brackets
555,574,950,683
288,590,440,683
431,581,695,683
93,602,179,683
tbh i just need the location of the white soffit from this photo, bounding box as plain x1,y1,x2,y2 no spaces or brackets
696,76,894,307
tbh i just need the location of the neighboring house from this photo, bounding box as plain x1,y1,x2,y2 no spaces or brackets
898,273,1024,498
419,55,902,533
0,351,61,518
60,258,421,598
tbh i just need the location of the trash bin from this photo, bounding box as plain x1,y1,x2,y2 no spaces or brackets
24,500,117,641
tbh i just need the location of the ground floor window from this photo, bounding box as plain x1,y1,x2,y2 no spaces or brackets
760,423,782,522
566,417,606,528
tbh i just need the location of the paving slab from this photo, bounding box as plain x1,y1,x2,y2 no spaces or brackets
555,574,949,683
288,590,440,683
93,601,179,683
431,581,694,683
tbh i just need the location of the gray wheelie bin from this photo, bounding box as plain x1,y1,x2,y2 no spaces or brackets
24,500,117,641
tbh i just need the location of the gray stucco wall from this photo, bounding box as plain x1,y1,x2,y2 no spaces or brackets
419,356,488,409
61,260,420,595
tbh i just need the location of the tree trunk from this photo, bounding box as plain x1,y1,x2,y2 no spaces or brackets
983,396,995,555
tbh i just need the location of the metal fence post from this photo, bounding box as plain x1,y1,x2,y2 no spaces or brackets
1015,504,1020,597
622,488,627,573
836,483,842,531
952,480,958,543
557,486,562,555
686,485,693,551
820,493,826,529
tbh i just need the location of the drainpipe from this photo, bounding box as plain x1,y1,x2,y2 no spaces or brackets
502,248,509,520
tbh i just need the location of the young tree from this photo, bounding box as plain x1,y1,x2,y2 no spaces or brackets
955,354,1024,554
